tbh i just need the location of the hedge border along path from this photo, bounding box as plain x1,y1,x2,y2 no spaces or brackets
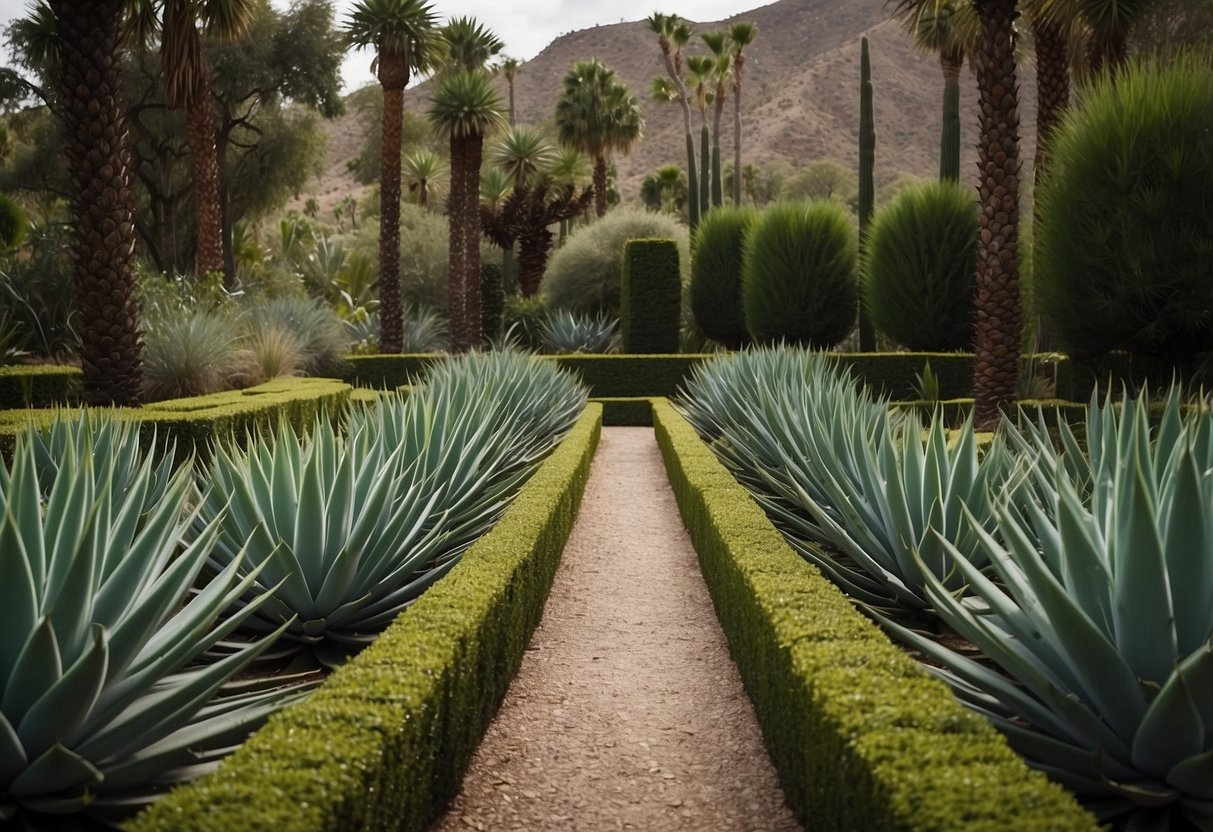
126,404,602,832
651,399,1101,832
431,426,800,831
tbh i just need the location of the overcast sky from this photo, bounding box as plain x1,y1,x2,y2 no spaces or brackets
0,0,766,92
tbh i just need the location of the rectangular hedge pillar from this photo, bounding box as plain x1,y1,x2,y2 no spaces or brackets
621,238,681,354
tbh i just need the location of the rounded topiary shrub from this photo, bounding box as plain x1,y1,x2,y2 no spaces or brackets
691,205,757,348
1036,56,1213,360
863,181,978,351
742,201,857,347
542,206,689,315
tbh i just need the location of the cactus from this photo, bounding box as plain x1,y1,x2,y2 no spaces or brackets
711,144,723,208
699,125,711,218
857,36,877,352
940,53,962,182
686,133,700,234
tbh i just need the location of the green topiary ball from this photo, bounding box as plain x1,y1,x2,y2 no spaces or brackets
691,205,757,349
863,181,977,351
1036,56,1213,361
741,201,857,347
0,194,28,250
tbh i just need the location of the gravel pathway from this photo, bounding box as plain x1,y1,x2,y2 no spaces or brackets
430,427,801,832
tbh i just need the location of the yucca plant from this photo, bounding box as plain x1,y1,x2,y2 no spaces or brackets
194,351,586,668
887,392,1213,827
538,309,618,354
0,415,301,825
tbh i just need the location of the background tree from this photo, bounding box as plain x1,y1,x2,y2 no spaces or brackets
491,125,555,189
640,164,687,215
428,69,504,351
555,59,643,218
647,13,699,230
685,53,714,219
727,22,757,206
403,148,444,208
494,55,521,125
438,15,503,74
481,182,592,297
701,31,731,209
344,0,441,354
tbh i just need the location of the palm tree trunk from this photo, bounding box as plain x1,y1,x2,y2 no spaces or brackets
508,78,516,126
699,124,710,218
1032,18,1070,181
464,133,484,350
379,81,405,353
972,0,1023,430
711,92,725,208
51,0,142,405
939,49,963,183
448,133,469,350
592,154,608,218
732,73,743,206
184,71,224,278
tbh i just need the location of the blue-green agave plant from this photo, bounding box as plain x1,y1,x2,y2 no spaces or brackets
0,415,301,826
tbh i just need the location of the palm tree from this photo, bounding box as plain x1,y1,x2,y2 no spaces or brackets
494,55,522,125
491,125,555,189
428,70,504,351
1058,0,1155,74
1025,2,1074,179
45,0,143,404
481,182,593,297
402,148,445,209
685,54,714,219
439,15,503,74
648,13,699,229
344,0,441,354
547,145,591,241
554,59,643,219
702,31,732,209
726,22,757,206
129,0,256,279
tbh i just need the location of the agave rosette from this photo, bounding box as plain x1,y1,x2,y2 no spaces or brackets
0,416,298,824
889,393,1213,828
196,351,586,667
538,309,618,354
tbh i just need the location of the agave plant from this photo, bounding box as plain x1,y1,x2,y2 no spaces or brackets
538,309,618,354
677,347,1015,616
889,392,1213,828
0,415,300,825
345,307,449,354
195,351,586,668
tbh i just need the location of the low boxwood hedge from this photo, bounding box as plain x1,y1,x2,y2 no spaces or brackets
597,396,654,426
0,364,82,408
127,404,602,832
651,399,1098,832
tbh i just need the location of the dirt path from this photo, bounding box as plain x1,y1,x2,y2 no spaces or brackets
430,428,801,832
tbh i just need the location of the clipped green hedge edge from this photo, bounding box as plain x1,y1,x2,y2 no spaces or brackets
651,399,1098,832
0,364,82,408
126,403,603,832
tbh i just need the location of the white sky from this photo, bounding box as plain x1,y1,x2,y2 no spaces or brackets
0,0,766,93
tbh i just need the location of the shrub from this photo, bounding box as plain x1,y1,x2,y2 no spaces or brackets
691,205,756,348
502,294,546,350
1036,55,1213,361
621,238,681,353
741,201,857,347
542,206,689,315
539,309,618,354
141,309,245,401
863,181,978,351
0,194,28,249
241,296,348,374
240,323,309,383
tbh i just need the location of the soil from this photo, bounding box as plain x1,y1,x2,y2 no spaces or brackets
429,427,802,832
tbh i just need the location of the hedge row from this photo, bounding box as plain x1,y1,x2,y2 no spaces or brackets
620,238,681,354
651,399,1098,832
128,404,602,832
0,364,82,408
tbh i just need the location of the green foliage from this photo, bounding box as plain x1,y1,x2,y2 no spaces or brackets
141,309,246,402
538,309,618,354
863,180,978,351
502,293,546,350
480,261,505,341
1036,56,1213,361
126,405,601,832
0,193,27,249
241,295,348,375
650,400,1099,832
888,393,1213,828
741,201,857,347
690,205,756,348
0,220,75,359
779,160,857,207
620,238,681,353
0,415,303,824
542,206,688,315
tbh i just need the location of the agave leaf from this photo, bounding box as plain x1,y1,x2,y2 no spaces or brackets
5,743,102,799
8,446,46,591
1168,750,1213,801
0,512,39,683
0,711,28,784
18,626,108,755
292,440,328,597
3,619,62,728
1132,669,1204,776
1161,449,1213,654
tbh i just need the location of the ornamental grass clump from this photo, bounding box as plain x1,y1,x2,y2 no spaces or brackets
195,351,586,668
887,392,1213,828
0,414,302,826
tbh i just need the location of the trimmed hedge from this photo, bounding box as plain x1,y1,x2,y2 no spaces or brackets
341,355,437,389
597,396,654,426
0,364,82,408
652,399,1098,832
620,238,682,354
127,404,602,832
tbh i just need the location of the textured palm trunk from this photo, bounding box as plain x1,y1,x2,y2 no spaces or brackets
184,73,224,277
699,124,710,218
592,154,608,218
939,49,964,183
447,133,469,351
378,70,406,353
711,88,725,208
463,133,484,350
1032,18,1070,181
517,228,553,297
972,0,1023,430
52,0,143,405
732,65,744,206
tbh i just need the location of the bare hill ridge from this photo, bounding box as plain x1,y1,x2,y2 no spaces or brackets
302,0,1037,215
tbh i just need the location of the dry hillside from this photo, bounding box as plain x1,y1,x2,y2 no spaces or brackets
299,0,1038,215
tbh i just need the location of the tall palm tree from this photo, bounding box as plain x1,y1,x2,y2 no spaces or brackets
46,0,143,404
438,15,502,74
726,22,757,207
554,59,643,219
494,55,521,125
702,31,732,209
648,13,699,229
344,0,441,354
1059,0,1156,74
1025,1,1074,179
129,0,256,279
402,148,445,209
685,54,714,219
428,70,504,352
491,125,555,189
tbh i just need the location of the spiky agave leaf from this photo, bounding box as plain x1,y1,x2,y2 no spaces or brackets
887,391,1213,828
195,351,586,668
0,416,302,825
538,309,618,354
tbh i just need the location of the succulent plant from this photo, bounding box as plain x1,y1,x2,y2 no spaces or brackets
538,309,618,354
888,392,1213,828
0,414,300,824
